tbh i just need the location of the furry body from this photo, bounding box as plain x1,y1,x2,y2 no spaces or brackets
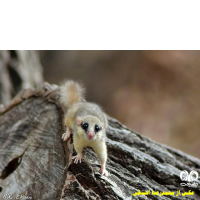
60,80,108,176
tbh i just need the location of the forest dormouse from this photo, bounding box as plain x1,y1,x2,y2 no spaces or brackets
60,80,108,176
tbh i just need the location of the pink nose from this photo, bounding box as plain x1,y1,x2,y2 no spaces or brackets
88,131,94,139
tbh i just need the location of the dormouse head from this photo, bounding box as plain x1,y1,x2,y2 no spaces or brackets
76,115,104,141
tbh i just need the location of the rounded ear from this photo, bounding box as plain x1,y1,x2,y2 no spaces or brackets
76,116,82,125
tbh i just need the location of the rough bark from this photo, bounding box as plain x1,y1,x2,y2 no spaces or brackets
0,50,43,106
0,84,200,200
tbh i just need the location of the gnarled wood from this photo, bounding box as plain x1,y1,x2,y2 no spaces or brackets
0,84,200,200
0,50,43,106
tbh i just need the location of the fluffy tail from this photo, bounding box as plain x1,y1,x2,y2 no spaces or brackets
60,80,85,109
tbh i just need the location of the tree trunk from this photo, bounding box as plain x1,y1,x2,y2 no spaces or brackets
0,83,200,200
0,50,43,106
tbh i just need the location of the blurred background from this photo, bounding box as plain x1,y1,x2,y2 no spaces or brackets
1,50,200,158
40,50,200,159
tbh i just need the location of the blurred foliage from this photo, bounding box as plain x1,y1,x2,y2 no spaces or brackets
40,50,200,158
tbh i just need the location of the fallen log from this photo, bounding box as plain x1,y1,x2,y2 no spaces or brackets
0,83,200,200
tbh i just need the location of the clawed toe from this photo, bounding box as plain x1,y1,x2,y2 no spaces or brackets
100,167,108,176
62,128,72,141
72,154,82,164
62,132,70,141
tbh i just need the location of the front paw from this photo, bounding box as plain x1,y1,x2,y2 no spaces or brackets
62,132,71,141
100,167,109,176
72,153,83,164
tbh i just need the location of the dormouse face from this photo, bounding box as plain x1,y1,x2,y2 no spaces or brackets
76,115,103,141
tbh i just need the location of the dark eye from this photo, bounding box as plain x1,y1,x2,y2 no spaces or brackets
81,123,88,131
95,125,100,132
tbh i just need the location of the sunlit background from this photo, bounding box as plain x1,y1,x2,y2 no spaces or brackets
39,51,200,158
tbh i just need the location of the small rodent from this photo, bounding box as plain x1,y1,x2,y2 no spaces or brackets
60,80,108,176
